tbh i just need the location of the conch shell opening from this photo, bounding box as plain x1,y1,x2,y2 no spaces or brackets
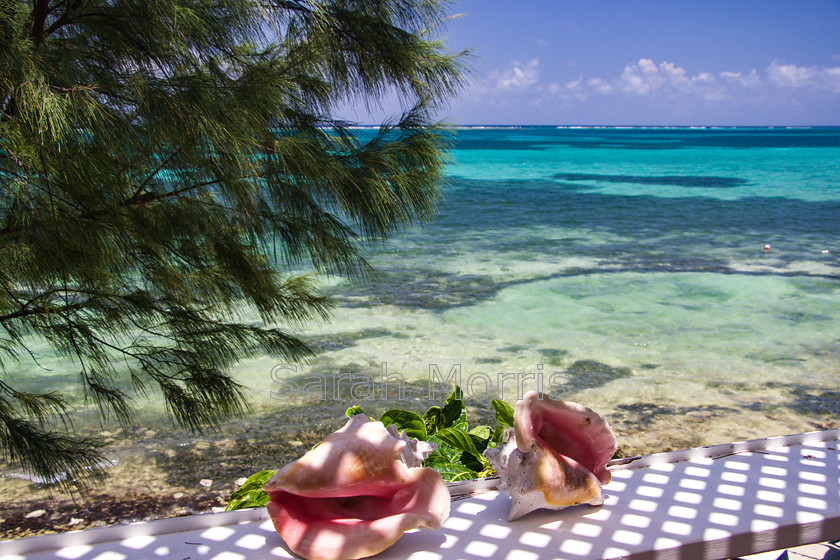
485,391,618,521
514,391,616,485
264,414,450,560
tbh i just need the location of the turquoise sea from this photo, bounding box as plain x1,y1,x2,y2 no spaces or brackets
6,127,840,472
276,126,840,451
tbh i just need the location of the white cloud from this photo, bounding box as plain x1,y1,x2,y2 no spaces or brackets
545,58,840,104
587,77,614,94
619,59,702,95
767,60,819,88
565,75,582,90
824,67,840,94
546,82,563,95
719,69,761,88
492,59,540,90
695,72,715,84
659,61,691,87
620,58,663,94
460,56,840,123
767,60,840,93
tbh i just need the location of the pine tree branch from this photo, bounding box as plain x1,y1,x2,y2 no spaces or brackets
43,0,84,37
0,322,51,372
0,147,94,217
0,379,72,425
0,170,237,241
0,0,466,488
0,301,85,324
131,146,184,201
28,0,50,43
125,178,233,206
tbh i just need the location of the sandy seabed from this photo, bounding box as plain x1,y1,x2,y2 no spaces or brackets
1,385,835,541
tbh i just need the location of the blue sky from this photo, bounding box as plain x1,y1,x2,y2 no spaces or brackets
405,0,840,126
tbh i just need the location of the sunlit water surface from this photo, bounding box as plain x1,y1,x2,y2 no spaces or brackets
5,128,840,486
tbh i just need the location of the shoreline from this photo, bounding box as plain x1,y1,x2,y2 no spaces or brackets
2,393,835,541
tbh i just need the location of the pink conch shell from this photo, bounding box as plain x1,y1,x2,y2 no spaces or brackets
263,414,450,560
484,391,618,521
387,423,436,467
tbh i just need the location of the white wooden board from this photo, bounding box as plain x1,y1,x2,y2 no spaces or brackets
1,429,838,560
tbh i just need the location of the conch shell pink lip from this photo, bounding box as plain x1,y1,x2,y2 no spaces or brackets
262,415,450,560
267,478,439,525
268,478,411,500
514,391,617,484
265,467,449,560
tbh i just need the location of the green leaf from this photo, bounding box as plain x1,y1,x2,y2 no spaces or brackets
451,408,469,433
441,385,465,428
345,405,367,418
434,426,481,457
491,424,506,445
225,469,276,511
424,438,481,482
492,399,515,427
469,425,493,440
469,425,493,453
459,450,486,473
422,405,445,436
425,453,479,482
379,409,427,440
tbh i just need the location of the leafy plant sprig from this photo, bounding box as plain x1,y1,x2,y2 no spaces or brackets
375,386,514,481
226,470,276,511
225,387,514,510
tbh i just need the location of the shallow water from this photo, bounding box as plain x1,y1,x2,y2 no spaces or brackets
3,128,840,513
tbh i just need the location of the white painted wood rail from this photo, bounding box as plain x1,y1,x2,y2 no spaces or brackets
1,429,838,560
